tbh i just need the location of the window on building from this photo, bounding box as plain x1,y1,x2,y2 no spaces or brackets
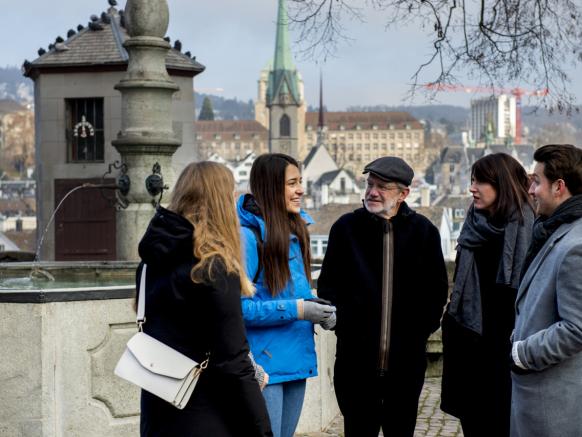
310,240,319,255
66,97,104,162
340,177,346,193
280,114,291,137
454,209,465,219
233,133,240,140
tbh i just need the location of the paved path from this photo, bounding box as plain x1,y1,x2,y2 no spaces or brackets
296,377,463,437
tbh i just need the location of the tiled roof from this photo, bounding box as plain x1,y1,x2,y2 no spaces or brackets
415,206,445,228
0,198,36,216
315,168,357,187
303,145,319,168
435,195,472,211
305,111,423,130
194,120,268,132
194,120,268,142
440,146,465,163
24,7,204,78
3,229,36,254
307,203,361,235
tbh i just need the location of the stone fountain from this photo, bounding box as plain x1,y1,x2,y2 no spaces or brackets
0,1,181,435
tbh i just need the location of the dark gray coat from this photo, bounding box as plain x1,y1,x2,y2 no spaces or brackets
511,217,582,437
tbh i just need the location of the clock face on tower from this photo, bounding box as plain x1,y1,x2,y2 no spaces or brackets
280,142,290,153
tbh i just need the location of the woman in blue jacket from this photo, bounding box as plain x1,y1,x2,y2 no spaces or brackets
238,153,336,437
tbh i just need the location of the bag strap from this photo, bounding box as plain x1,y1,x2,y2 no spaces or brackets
243,225,263,284
137,263,147,331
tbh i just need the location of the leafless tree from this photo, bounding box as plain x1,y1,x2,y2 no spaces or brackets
288,0,582,112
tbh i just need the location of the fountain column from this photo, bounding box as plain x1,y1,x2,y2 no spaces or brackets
112,0,180,260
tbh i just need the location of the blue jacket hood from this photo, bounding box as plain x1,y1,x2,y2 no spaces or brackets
236,194,313,239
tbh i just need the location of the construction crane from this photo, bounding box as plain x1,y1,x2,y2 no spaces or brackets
423,83,549,144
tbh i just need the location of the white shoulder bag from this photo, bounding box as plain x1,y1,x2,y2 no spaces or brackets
114,264,209,409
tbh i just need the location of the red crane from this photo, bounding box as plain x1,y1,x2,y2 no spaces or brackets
423,83,549,144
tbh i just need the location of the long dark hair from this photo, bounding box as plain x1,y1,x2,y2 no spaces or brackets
249,153,311,296
471,153,532,222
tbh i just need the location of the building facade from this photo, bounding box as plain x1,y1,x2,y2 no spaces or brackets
304,112,432,176
470,94,517,143
195,120,268,161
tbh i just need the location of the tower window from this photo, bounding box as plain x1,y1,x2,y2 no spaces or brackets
66,97,104,163
280,114,291,137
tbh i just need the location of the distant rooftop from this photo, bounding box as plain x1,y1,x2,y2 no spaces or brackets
23,4,204,79
305,112,423,130
194,120,268,142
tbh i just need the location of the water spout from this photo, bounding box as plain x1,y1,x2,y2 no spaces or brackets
34,183,121,262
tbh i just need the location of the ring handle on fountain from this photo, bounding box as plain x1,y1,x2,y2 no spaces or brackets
145,162,169,207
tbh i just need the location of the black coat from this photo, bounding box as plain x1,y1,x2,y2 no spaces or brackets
318,204,448,380
138,207,272,437
441,234,515,435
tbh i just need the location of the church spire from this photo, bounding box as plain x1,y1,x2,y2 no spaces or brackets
267,0,300,105
318,71,324,130
273,0,294,71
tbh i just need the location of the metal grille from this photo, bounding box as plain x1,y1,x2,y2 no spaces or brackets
65,98,104,162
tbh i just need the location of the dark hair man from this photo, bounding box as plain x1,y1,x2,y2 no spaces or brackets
317,156,448,436
511,144,582,437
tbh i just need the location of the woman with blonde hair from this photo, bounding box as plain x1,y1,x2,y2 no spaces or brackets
138,161,272,437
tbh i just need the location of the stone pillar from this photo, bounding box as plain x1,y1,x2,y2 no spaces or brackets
112,0,180,260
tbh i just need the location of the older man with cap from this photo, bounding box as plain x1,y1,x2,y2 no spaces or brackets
318,156,448,437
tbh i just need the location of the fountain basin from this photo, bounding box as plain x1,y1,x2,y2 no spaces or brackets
0,261,140,437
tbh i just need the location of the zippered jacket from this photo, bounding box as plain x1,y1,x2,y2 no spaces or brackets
318,204,448,376
237,194,318,384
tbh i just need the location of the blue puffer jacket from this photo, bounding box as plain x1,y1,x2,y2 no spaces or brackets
237,194,318,384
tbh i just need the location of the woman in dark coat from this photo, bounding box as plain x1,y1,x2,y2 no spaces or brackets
441,153,534,437
138,161,272,437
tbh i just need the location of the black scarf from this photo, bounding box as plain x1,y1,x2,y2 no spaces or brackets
448,204,534,335
521,194,582,278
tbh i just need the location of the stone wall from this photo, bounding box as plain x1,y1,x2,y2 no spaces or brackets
0,286,339,436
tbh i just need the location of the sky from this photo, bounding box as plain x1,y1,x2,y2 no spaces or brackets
2,0,581,110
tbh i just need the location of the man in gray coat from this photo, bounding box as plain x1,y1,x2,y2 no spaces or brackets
511,144,582,437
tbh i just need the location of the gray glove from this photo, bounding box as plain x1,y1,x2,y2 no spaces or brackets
320,311,336,330
300,300,336,324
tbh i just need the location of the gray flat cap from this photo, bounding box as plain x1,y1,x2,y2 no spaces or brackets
363,156,414,186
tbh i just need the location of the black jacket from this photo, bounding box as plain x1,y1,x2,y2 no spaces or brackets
138,207,272,437
318,203,448,377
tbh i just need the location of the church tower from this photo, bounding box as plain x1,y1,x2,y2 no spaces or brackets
266,0,305,159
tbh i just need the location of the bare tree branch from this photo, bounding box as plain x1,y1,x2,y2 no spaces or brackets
289,0,582,111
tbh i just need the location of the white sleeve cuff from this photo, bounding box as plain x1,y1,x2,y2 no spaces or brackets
512,341,527,369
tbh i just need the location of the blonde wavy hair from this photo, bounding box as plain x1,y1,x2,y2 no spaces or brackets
168,161,254,297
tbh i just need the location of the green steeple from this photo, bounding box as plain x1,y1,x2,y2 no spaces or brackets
273,0,294,71
267,0,301,106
